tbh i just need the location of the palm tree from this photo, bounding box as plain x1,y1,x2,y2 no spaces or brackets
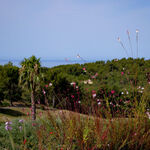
19,56,41,120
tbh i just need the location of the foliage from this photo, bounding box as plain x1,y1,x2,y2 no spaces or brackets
0,62,21,105
19,56,41,120
0,109,150,150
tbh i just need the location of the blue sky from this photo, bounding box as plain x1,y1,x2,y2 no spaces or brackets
0,0,150,60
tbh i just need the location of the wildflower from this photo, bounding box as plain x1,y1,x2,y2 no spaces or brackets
92,91,96,98
83,81,87,84
136,29,139,33
19,119,24,123
70,82,76,86
83,67,86,71
5,121,12,125
32,123,36,127
70,82,76,88
134,133,137,136
95,72,98,77
49,83,52,86
83,67,86,72
71,95,75,98
38,100,40,104
146,112,150,119
124,100,130,104
78,101,81,104
5,125,12,131
98,102,101,105
92,93,96,98
5,122,12,130
19,126,22,131
121,92,124,95
141,87,144,90
97,99,100,102
49,132,53,135
111,90,115,94
121,72,124,75
126,91,129,94
45,84,48,88
27,112,29,116
43,89,46,95
88,79,93,84
23,139,27,145
91,75,95,79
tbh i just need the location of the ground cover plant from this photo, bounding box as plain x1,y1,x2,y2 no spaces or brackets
0,30,150,149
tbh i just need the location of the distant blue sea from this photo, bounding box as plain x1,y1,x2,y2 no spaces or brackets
0,59,98,68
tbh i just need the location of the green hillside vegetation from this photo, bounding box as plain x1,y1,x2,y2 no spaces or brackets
0,57,150,115
0,56,150,149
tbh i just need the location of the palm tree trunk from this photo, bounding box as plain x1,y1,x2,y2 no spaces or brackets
31,90,36,120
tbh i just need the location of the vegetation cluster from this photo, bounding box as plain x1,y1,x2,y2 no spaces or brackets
0,56,150,149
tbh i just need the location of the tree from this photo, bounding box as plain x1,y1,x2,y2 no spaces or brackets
0,62,21,106
19,56,41,120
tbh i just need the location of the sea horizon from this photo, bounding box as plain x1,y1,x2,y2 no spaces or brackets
0,58,102,68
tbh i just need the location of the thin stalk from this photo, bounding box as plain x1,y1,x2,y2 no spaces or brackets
118,37,129,58
77,54,87,63
136,29,139,58
127,30,133,58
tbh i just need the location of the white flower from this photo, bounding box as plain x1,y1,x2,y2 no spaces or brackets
97,99,100,102
137,86,141,89
126,91,129,94
49,83,52,86
70,82,76,85
92,94,96,98
98,102,101,105
141,87,144,90
121,92,124,95
78,101,81,104
146,112,150,119
84,81,87,84
88,79,93,84
136,29,139,33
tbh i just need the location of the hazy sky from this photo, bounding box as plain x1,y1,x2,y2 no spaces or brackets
0,0,150,60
